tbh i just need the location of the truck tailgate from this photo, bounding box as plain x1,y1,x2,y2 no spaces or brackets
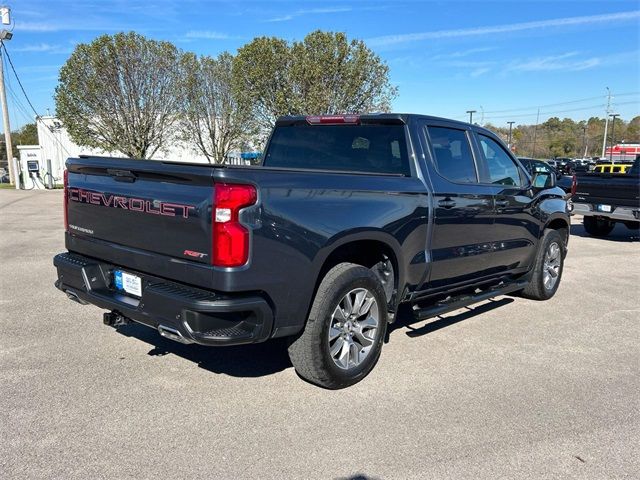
66,158,214,264
574,173,640,207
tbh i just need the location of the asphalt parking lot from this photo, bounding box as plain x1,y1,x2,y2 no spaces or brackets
1,189,638,480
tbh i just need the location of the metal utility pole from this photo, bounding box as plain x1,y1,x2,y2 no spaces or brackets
0,7,13,184
507,121,515,149
582,126,588,158
601,87,612,158
466,110,476,124
608,113,619,162
532,108,540,158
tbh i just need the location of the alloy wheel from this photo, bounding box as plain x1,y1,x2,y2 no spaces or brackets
328,288,379,370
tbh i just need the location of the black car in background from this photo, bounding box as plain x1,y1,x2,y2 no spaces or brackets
519,157,576,196
553,157,576,174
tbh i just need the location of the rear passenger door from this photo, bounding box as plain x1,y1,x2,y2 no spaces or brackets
472,132,539,274
417,121,497,291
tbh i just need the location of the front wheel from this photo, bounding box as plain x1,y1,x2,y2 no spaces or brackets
583,216,615,237
519,229,565,300
288,263,388,389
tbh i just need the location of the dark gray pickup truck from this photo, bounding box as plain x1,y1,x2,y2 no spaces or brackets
54,114,570,388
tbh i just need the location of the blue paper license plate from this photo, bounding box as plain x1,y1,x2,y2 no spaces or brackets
114,270,142,297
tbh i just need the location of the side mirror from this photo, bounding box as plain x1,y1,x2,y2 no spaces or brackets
532,171,556,189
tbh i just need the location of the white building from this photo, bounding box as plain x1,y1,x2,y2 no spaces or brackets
23,116,250,186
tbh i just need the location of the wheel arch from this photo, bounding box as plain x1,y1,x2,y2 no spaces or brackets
544,215,570,247
311,231,404,314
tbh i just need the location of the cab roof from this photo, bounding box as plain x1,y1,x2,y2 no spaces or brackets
275,113,497,137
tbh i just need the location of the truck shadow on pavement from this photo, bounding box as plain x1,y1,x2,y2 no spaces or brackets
115,323,293,378
114,297,514,378
389,297,515,339
570,222,639,242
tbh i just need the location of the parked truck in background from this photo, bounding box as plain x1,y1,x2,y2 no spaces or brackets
54,114,570,389
572,158,640,236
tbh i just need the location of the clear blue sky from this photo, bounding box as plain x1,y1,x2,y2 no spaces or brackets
5,0,640,129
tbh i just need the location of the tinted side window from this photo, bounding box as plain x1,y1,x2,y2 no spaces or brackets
264,125,410,175
427,126,477,183
478,135,522,186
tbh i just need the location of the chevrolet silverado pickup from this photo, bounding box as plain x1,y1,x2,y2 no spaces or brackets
54,114,570,389
572,158,640,236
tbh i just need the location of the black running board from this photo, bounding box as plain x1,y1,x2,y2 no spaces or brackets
412,281,528,321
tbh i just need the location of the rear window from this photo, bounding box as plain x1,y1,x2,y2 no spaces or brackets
263,125,410,175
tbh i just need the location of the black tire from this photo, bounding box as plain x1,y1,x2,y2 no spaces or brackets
519,229,565,300
288,263,388,389
583,216,615,237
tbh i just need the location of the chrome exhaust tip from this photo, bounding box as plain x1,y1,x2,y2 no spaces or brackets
158,325,192,344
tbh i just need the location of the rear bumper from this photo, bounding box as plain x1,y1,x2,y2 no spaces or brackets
53,252,274,346
572,202,640,222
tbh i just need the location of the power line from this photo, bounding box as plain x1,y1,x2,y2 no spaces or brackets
456,91,640,121
1,41,40,118
0,43,73,158
481,91,640,114
482,100,639,122
482,95,603,114
484,103,605,120
6,85,33,125
3,55,34,126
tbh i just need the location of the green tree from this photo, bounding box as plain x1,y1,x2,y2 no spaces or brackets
625,116,640,143
233,30,397,135
180,52,253,164
55,32,184,159
0,123,39,167
14,123,38,146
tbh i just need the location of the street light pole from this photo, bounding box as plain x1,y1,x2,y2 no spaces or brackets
582,126,587,158
608,113,619,162
466,110,476,124
507,121,515,150
601,87,611,158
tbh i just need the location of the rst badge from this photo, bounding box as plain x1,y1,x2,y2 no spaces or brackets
183,250,208,259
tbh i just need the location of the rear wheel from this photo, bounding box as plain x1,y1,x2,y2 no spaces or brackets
288,263,387,389
519,229,565,300
583,216,615,237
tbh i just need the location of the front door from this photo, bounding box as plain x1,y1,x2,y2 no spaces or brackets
473,132,538,274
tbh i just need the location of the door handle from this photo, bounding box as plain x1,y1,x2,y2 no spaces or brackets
495,200,509,208
438,198,456,209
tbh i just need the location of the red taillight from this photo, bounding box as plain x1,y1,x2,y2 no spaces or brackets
306,115,360,125
63,169,69,231
212,183,257,267
571,174,577,196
